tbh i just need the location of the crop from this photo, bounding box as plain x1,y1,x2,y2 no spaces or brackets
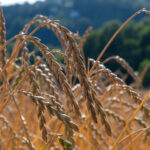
0,5,150,150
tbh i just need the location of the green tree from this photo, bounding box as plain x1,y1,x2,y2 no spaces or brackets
138,59,150,87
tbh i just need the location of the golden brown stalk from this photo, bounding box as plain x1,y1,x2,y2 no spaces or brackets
90,58,124,85
0,5,8,89
0,115,36,150
51,49,73,86
103,56,139,83
90,122,109,148
0,5,6,68
108,97,136,110
20,34,48,142
19,90,79,132
31,15,111,135
112,91,150,150
139,64,150,87
107,84,150,119
78,26,93,66
29,36,81,117
63,32,111,136
78,27,93,50
35,67,61,103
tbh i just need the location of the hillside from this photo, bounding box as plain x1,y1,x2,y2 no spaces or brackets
3,0,150,45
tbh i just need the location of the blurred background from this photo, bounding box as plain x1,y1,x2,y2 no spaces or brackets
1,0,150,86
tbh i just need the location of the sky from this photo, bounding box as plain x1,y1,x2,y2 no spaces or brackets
0,0,44,6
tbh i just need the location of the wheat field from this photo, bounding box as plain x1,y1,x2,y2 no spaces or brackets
0,5,150,150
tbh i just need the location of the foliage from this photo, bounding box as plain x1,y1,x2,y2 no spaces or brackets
139,59,150,87
3,0,150,45
84,19,150,86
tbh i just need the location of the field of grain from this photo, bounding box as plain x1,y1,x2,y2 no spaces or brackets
0,5,150,150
